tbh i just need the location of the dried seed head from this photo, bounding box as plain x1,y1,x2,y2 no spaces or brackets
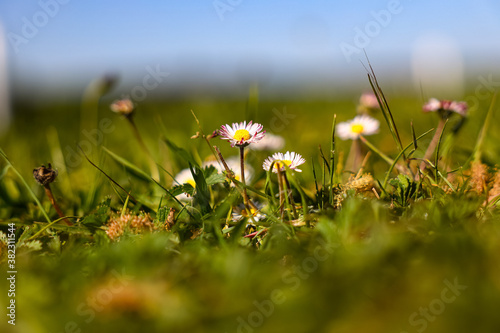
488,169,500,205
33,164,58,186
469,161,489,194
105,212,155,241
345,173,375,193
110,99,135,116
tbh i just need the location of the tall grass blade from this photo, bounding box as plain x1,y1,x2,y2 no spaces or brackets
363,53,405,157
473,92,498,163
434,119,449,181
0,148,52,223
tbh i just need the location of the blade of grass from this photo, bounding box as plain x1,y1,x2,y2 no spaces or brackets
0,148,52,223
473,92,498,163
409,121,418,157
318,145,329,196
311,158,321,209
358,136,395,166
285,168,310,226
190,110,221,165
79,146,138,203
382,128,434,189
363,53,405,157
26,216,79,241
163,136,199,167
47,126,75,202
102,146,151,181
330,114,337,186
434,119,449,181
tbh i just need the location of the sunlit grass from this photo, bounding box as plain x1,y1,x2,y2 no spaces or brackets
1,82,500,333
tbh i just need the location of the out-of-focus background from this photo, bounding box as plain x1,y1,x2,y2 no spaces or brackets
2,0,500,106
1,0,500,160
1,0,500,192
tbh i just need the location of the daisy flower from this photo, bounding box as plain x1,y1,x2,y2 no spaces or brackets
262,151,306,173
110,98,135,116
219,121,266,147
250,132,285,151
232,201,266,223
336,115,379,140
357,92,380,113
422,98,441,112
423,98,468,117
173,168,196,201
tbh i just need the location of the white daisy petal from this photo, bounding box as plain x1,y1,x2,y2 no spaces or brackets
173,168,196,201
219,121,266,147
423,98,468,117
336,115,379,140
423,98,441,112
262,151,305,173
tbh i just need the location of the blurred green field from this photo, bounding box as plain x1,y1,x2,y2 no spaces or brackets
1,90,500,333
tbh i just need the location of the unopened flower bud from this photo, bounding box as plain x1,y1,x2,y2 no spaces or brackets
110,99,135,117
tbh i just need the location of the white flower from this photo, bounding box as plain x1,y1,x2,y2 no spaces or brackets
173,168,196,201
219,121,266,147
448,101,468,116
262,151,306,173
336,115,379,140
232,202,266,223
250,132,285,151
423,98,468,116
422,98,441,112
225,156,254,184
358,92,380,110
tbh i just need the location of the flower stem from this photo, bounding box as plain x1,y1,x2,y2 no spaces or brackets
345,139,363,174
239,146,253,214
419,118,446,174
44,184,72,226
215,146,257,224
283,172,298,219
277,167,285,220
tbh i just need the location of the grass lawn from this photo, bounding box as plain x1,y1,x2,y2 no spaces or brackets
1,82,500,333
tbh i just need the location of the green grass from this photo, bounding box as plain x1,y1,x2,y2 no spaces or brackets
1,90,500,333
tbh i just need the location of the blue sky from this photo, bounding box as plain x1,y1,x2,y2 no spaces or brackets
1,0,500,97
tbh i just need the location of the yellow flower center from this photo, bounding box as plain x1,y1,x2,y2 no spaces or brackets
351,124,364,134
274,160,292,170
241,207,257,217
186,179,196,188
234,129,251,141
